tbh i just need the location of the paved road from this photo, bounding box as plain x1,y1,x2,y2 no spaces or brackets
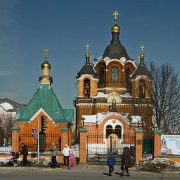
0,165,179,180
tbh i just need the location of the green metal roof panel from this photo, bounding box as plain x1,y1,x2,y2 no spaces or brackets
16,84,70,123
63,109,74,123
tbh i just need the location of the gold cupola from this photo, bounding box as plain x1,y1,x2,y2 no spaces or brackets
41,49,51,70
111,11,120,33
39,49,53,84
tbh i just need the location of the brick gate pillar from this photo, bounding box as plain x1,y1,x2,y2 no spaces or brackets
61,127,69,150
153,129,161,158
79,127,87,164
135,128,143,164
11,124,20,152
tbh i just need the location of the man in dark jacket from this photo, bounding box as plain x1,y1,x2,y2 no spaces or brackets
107,152,116,176
120,147,131,176
20,143,29,166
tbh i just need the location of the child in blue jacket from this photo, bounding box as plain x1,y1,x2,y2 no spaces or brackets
107,152,116,176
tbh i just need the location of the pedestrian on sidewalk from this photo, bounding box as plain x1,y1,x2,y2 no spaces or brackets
120,147,131,176
63,144,70,167
107,152,116,176
68,146,75,169
20,143,30,166
50,142,57,168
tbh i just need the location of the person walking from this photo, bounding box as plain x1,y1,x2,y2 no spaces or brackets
20,143,29,166
63,144,70,167
107,152,116,176
50,142,57,168
68,146,75,169
120,147,131,176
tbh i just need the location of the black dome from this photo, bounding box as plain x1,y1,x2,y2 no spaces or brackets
103,43,130,60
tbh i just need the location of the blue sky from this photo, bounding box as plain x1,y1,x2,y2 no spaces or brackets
0,0,180,109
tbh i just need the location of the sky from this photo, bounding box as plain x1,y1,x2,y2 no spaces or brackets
0,0,180,110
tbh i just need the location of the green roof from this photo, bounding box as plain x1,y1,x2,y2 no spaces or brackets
16,84,74,123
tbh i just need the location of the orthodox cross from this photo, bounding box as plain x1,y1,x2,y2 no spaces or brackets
86,44,90,53
113,11,119,23
43,49,48,59
140,45,144,53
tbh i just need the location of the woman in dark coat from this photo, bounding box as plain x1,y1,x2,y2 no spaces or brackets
120,147,131,176
107,152,116,176
20,143,29,166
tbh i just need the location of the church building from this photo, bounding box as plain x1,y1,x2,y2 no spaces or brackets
13,49,74,152
74,11,153,153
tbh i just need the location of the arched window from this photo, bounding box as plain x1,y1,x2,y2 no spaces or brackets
84,79,90,97
126,67,131,90
111,66,118,82
99,67,105,83
106,125,113,138
114,125,121,138
139,79,146,98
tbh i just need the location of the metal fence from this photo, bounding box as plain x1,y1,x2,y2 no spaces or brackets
19,133,61,153
86,133,135,163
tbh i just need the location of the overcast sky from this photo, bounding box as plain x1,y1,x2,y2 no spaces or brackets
0,0,179,109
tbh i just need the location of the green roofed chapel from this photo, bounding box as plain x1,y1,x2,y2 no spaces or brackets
13,49,74,152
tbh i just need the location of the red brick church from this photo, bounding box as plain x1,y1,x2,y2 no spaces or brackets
74,11,153,153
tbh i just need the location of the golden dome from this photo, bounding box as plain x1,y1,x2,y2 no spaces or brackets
140,53,144,59
111,24,120,33
112,98,116,104
41,60,51,69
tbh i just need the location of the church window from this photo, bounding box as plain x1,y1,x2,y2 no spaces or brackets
106,125,113,138
139,79,146,98
126,67,131,90
99,67,105,83
115,125,121,138
84,79,90,97
111,66,118,82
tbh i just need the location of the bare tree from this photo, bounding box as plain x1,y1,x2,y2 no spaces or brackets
0,114,14,146
149,62,180,134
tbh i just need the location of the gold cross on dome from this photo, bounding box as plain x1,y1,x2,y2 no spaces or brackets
43,49,48,59
86,44,90,53
113,11,119,22
140,45,144,53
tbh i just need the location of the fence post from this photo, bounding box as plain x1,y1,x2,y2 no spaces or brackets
79,127,87,164
135,128,143,164
153,129,161,158
11,124,20,153
61,127,69,149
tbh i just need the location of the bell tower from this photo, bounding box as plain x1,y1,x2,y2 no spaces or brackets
74,45,98,130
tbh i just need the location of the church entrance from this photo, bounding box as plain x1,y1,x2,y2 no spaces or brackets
107,134,118,154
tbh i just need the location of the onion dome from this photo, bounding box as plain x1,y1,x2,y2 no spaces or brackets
131,45,153,80
41,49,51,69
102,11,131,60
112,23,120,33
112,98,116,104
76,44,98,78
41,60,51,69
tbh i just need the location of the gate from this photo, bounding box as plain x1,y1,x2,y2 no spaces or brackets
143,137,154,158
86,134,135,163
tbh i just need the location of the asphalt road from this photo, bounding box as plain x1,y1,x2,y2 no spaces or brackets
0,165,179,180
